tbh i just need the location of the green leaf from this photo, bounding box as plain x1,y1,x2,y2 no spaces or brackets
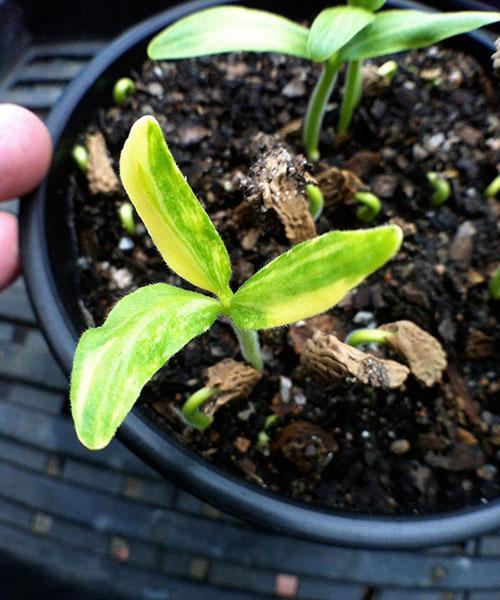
120,116,232,300
229,225,402,329
148,6,310,61
71,284,220,450
343,10,500,61
348,0,387,11
308,7,375,62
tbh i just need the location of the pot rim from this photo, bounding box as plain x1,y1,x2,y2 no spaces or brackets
19,0,500,549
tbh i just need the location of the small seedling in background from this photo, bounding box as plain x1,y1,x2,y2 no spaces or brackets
427,172,451,206
256,414,279,451
489,268,500,300
117,202,136,236
148,4,500,160
306,183,325,220
113,77,136,107
70,115,402,450
485,174,500,199
72,144,88,174
345,327,394,347
354,191,381,223
377,59,398,81
182,386,219,430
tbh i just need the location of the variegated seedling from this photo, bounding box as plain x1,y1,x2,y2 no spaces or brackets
148,2,500,160
70,115,402,450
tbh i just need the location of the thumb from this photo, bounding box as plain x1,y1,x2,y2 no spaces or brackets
0,103,52,200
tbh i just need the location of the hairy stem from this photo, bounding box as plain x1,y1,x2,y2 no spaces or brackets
303,54,342,161
182,386,219,430
345,328,394,348
232,325,263,370
338,60,363,135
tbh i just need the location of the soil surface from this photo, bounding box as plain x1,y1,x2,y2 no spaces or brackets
70,45,499,515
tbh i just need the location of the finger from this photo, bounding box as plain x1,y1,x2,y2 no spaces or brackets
0,103,52,201
0,212,19,290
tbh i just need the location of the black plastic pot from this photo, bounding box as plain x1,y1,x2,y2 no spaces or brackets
20,0,500,549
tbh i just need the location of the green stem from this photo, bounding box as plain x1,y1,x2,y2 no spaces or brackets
485,174,500,199
355,191,381,224
489,269,500,300
338,60,363,135
303,54,342,161
232,325,263,370
345,328,394,347
427,172,451,207
305,184,324,221
182,386,219,430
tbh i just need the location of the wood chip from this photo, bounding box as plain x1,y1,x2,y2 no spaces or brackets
85,131,121,195
380,320,447,388
242,134,316,245
464,329,495,360
203,358,262,416
288,314,344,355
273,420,338,474
315,166,363,205
344,151,380,178
301,331,409,389
233,436,252,453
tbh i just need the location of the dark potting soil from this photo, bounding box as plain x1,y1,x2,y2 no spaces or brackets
70,45,499,515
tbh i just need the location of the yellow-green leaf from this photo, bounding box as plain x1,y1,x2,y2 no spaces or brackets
229,225,402,329
343,10,500,61
348,0,386,11
70,284,220,450
120,116,232,300
148,6,310,61
308,6,375,62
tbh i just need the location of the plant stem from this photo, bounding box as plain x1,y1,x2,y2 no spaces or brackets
182,386,219,430
345,328,394,348
303,54,342,161
355,191,381,224
338,60,363,135
427,172,451,207
232,325,263,370
305,184,324,221
485,174,500,199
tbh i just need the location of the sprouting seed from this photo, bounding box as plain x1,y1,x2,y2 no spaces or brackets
485,174,500,199
113,77,137,107
117,202,136,236
427,172,451,207
72,144,88,174
355,191,381,223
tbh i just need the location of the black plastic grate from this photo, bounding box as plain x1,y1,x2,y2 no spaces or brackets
1,39,500,600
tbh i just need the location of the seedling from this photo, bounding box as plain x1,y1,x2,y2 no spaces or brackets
72,144,88,174
354,191,381,223
427,172,451,206
485,174,500,199
256,415,278,451
345,327,393,347
306,183,325,220
182,386,219,430
377,59,398,81
113,77,136,107
148,4,500,160
489,268,500,300
117,202,136,236
70,115,402,450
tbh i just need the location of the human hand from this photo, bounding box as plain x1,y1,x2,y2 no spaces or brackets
0,103,52,290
